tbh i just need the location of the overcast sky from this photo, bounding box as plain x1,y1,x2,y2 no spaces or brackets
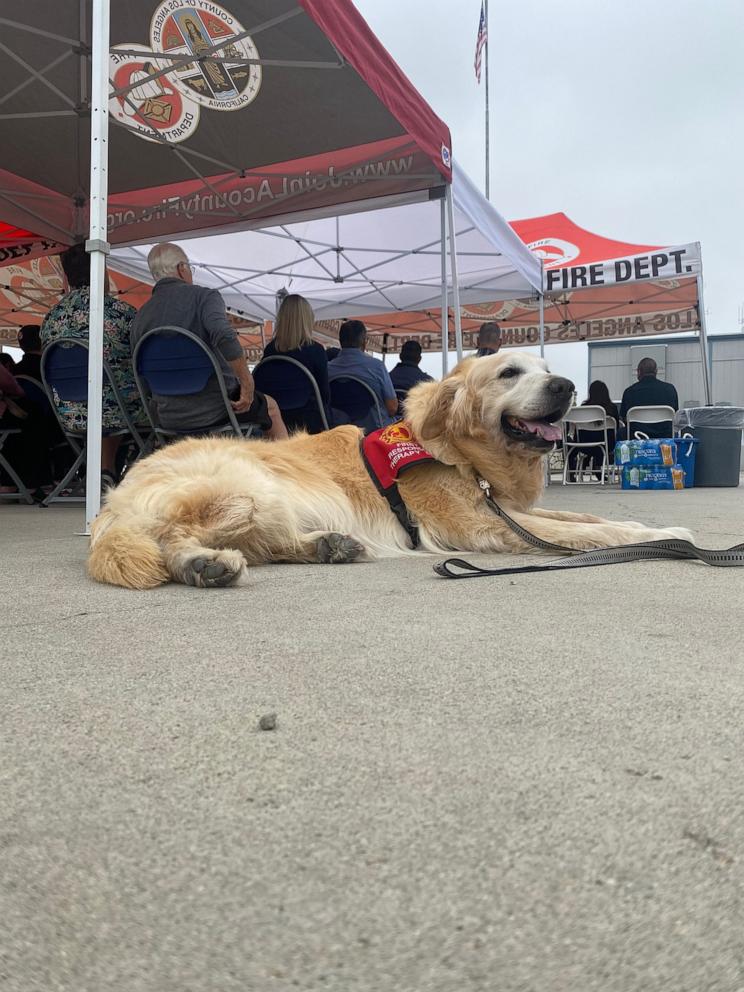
355,0,744,391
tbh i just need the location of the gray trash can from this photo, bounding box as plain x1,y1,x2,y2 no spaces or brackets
674,407,744,487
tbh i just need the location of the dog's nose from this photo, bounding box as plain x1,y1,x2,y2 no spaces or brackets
547,376,574,397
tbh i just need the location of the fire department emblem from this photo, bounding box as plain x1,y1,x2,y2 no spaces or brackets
150,2,262,112
379,423,414,445
109,43,200,144
527,237,580,269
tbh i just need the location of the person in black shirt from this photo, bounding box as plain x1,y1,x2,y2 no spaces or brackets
14,324,43,380
584,380,620,430
569,380,620,476
389,340,433,406
620,357,678,438
475,321,501,357
262,294,330,433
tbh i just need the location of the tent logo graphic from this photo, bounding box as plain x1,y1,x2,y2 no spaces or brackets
527,237,580,269
2,256,64,315
110,43,201,145
150,2,262,113
462,301,517,321
441,143,452,168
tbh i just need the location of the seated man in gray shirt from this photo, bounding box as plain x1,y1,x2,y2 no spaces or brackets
130,243,287,440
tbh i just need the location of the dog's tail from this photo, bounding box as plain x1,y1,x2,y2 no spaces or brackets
88,510,169,589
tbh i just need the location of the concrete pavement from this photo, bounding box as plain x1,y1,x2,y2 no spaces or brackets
2,484,744,991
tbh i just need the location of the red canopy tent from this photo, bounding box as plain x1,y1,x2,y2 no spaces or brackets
0,223,65,268
328,212,711,401
0,1,451,252
460,213,704,353
1,0,455,525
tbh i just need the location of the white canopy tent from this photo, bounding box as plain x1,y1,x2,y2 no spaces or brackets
110,161,542,364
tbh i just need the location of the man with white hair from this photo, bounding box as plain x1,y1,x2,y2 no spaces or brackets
130,243,287,439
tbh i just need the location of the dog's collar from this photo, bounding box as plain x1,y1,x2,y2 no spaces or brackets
361,422,436,548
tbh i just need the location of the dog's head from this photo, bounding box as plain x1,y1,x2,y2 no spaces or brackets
405,351,575,461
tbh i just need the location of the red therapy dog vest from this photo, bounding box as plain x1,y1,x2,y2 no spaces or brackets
361,422,436,546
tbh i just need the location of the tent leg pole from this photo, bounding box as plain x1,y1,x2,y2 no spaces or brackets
538,292,545,359
446,186,463,362
440,196,448,376
84,0,111,534
696,273,713,405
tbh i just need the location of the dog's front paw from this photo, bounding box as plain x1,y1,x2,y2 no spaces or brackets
185,549,245,587
316,533,365,564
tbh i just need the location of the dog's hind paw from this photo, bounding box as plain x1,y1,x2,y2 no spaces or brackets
316,533,365,564
185,549,245,587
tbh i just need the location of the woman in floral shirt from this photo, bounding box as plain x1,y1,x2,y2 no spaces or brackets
41,243,146,483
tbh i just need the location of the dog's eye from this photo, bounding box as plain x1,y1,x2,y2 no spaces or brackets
499,367,521,379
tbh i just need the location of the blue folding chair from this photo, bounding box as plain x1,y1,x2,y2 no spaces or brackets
40,339,147,505
253,355,329,434
133,326,260,442
330,375,385,430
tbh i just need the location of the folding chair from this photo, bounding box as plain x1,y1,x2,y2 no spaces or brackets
0,428,35,504
329,375,385,430
40,339,147,506
252,355,329,433
604,417,621,482
562,405,613,485
15,374,80,483
625,405,676,440
133,326,261,442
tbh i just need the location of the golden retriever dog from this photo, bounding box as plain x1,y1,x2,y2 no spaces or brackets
88,352,692,589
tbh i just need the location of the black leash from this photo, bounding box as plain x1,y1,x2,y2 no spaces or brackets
434,478,744,579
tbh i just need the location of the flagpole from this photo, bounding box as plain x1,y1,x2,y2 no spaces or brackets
484,0,490,199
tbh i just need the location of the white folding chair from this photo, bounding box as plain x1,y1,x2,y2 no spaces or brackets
625,405,676,439
562,406,613,485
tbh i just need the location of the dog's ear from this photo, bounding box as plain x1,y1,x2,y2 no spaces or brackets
418,377,467,442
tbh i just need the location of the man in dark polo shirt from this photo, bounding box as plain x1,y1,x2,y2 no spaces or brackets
620,357,678,438
389,340,433,402
130,243,287,439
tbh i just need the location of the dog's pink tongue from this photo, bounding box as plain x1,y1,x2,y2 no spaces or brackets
519,419,562,441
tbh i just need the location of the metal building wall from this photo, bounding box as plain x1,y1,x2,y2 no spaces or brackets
710,337,744,405
589,335,744,406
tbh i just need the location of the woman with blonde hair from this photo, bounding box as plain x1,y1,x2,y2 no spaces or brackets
259,294,330,433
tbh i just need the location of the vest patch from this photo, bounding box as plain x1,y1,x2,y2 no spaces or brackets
361,422,435,492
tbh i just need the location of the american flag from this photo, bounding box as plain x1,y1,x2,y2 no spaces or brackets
474,2,487,83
